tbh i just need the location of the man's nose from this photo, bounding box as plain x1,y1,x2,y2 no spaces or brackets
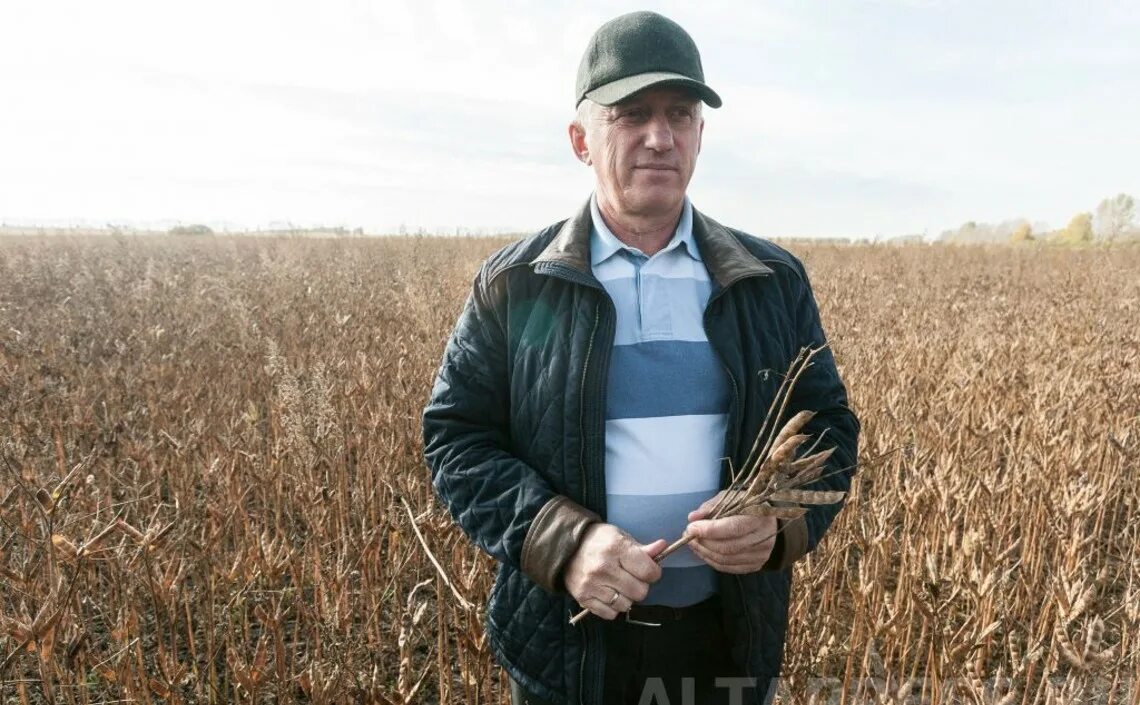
643,115,674,152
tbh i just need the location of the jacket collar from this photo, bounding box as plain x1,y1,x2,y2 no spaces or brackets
531,197,773,288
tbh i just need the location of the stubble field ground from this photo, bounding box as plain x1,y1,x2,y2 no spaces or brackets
0,235,1137,704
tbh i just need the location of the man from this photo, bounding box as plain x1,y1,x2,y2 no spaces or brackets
423,11,859,705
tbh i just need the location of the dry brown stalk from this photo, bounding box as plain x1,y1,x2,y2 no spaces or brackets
396,491,475,612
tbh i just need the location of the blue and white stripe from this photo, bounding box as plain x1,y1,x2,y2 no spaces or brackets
591,194,728,607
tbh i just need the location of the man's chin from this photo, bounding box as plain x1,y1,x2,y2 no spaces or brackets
623,192,685,219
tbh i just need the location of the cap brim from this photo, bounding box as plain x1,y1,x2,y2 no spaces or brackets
583,71,722,108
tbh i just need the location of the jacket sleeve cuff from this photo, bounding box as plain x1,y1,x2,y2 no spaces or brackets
762,517,808,571
521,495,601,594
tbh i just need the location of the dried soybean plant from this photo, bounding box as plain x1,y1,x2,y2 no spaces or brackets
569,345,846,625
5,235,1135,703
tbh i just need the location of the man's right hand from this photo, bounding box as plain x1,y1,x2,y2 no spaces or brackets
563,523,666,620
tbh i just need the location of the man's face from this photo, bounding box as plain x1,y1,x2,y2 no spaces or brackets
570,87,704,220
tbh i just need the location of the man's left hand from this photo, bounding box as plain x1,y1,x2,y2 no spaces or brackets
685,491,777,573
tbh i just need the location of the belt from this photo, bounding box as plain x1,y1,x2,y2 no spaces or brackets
623,595,720,627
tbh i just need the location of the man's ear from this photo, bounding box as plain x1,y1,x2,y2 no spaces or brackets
696,116,705,156
568,122,591,165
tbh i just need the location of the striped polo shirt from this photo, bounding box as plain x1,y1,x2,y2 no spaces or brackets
589,195,730,607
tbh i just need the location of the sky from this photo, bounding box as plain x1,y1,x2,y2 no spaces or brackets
1,0,1138,238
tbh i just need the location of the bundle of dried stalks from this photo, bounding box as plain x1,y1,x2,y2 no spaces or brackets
569,346,846,625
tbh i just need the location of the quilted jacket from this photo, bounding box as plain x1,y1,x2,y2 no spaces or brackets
422,199,860,704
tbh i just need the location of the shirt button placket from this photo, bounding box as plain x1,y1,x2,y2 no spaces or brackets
641,253,673,340
626,250,648,337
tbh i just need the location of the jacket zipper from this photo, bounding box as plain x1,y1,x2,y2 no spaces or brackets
534,262,612,705
579,300,601,529
581,295,616,705
578,299,601,705
539,262,610,513
704,286,755,682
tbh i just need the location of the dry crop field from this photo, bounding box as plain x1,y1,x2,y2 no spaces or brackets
0,235,1137,704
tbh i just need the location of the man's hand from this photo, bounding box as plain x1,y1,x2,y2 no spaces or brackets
563,523,666,620
685,491,777,573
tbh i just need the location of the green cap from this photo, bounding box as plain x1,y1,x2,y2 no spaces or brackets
576,11,722,109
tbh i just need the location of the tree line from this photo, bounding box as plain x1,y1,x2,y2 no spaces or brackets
941,193,1137,244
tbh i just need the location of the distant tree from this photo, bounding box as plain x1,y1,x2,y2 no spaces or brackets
943,220,1020,244
943,221,979,243
1094,193,1136,241
1053,213,1094,244
1010,223,1034,243
168,224,213,236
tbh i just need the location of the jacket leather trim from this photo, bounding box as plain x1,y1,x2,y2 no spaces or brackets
763,517,808,571
521,495,602,594
530,199,773,288
529,201,593,274
692,209,774,288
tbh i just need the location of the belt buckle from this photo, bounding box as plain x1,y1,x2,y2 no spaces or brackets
624,610,661,627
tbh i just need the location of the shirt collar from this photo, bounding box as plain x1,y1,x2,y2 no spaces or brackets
589,193,701,266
